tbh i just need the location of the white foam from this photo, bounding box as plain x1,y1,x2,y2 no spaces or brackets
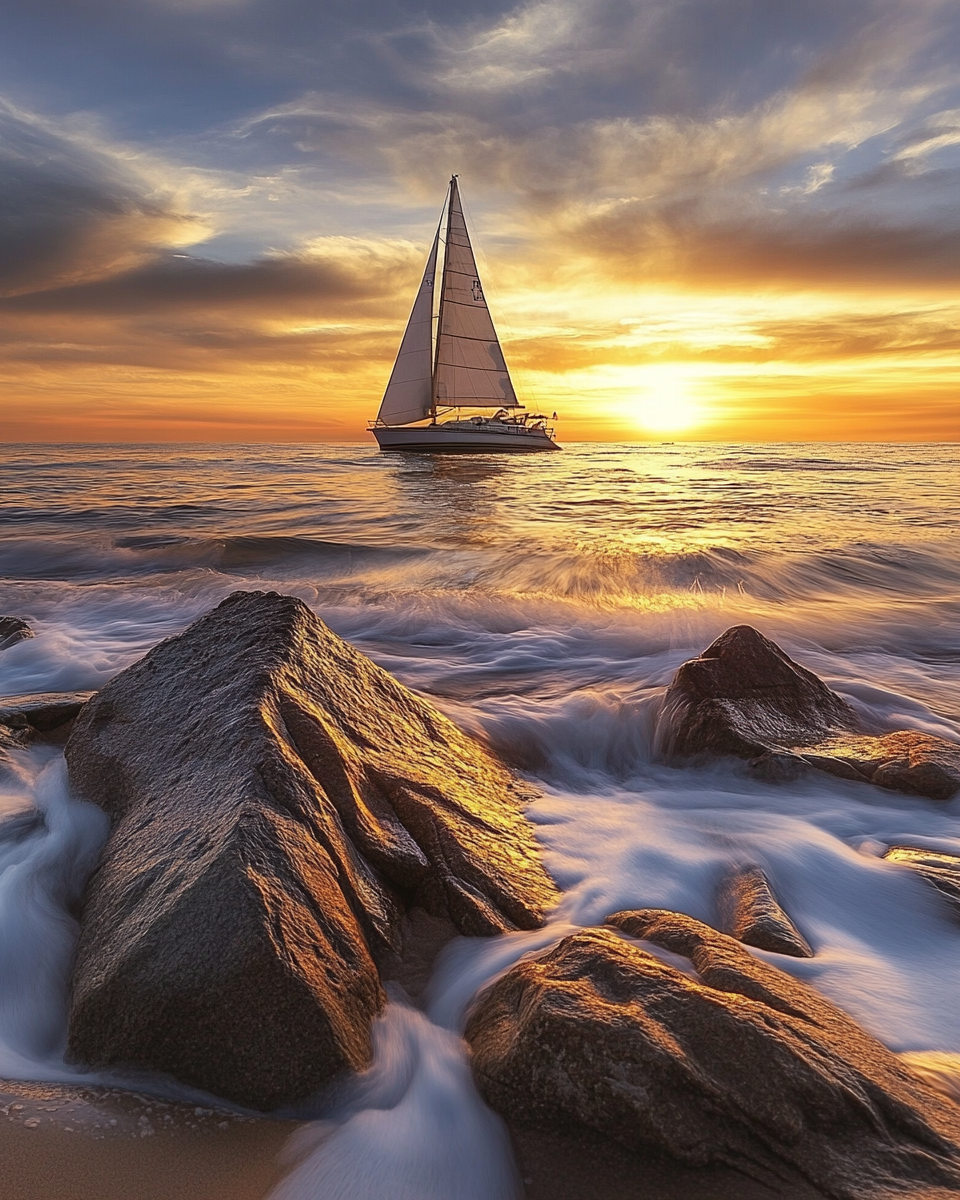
0,756,109,1075
268,1001,521,1200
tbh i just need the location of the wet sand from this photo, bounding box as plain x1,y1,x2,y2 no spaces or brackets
3,1076,832,1200
1,1080,294,1200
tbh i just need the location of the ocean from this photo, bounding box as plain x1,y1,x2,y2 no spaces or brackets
2,441,959,1198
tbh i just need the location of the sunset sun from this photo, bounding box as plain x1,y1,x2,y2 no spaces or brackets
634,370,705,435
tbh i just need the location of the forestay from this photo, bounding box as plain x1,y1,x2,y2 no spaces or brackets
376,223,440,426
434,179,519,410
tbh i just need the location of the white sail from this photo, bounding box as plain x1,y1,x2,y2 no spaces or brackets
433,178,520,409
376,223,440,426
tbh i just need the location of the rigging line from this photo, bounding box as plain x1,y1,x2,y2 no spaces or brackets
435,332,505,344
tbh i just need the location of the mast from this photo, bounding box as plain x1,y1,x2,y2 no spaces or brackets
430,177,455,421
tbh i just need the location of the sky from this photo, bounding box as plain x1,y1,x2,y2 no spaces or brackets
0,0,958,442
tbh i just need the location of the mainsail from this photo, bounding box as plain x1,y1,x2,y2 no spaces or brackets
376,221,440,426
433,178,519,410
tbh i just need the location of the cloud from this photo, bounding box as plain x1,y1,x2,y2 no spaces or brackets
0,100,208,297
0,236,422,317
557,200,960,286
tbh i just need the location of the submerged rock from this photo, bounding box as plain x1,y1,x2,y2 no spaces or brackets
65,590,557,1109
657,625,960,800
803,733,960,802
0,691,93,737
716,864,812,957
884,846,960,918
466,911,960,1200
0,691,94,780
0,617,34,653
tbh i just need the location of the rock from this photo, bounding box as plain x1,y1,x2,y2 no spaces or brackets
65,590,557,1109
0,617,34,652
0,692,94,737
511,1123,829,1200
0,692,95,782
657,625,960,801
716,865,812,957
803,734,960,802
884,846,960,918
656,626,855,759
466,911,960,1200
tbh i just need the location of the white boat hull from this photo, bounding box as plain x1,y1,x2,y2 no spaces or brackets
371,422,560,453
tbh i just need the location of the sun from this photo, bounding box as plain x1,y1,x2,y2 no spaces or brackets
634,368,704,435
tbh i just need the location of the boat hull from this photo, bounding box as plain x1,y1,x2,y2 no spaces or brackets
371,424,560,453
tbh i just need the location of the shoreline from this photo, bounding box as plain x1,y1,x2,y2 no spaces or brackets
1,1078,294,1200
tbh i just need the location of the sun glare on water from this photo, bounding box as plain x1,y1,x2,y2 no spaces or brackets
634,368,704,435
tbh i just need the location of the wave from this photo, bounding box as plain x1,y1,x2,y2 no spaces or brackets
0,534,429,583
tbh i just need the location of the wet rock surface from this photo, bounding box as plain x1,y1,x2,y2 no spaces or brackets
656,625,855,759
65,590,557,1109
0,692,94,738
802,733,960,801
0,617,34,653
0,691,94,781
716,865,812,957
466,910,960,1200
513,1124,829,1200
658,625,960,800
884,846,960,918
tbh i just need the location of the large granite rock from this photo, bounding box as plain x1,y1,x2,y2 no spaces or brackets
802,733,960,801
716,864,812,957
65,590,557,1109
466,911,960,1200
657,626,960,800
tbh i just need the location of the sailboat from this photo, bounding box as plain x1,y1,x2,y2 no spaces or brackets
369,177,560,452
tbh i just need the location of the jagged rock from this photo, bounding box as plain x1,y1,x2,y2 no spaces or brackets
884,847,960,918
716,865,812,957
0,617,34,652
656,625,855,759
466,911,960,1200
65,590,557,1109
657,626,960,801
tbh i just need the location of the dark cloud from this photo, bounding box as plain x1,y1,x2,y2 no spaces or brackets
0,245,417,316
559,191,960,286
0,103,198,296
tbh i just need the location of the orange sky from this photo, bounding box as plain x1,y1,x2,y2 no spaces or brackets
3,270,957,443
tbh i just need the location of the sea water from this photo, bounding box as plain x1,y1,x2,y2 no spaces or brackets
1,442,959,1197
